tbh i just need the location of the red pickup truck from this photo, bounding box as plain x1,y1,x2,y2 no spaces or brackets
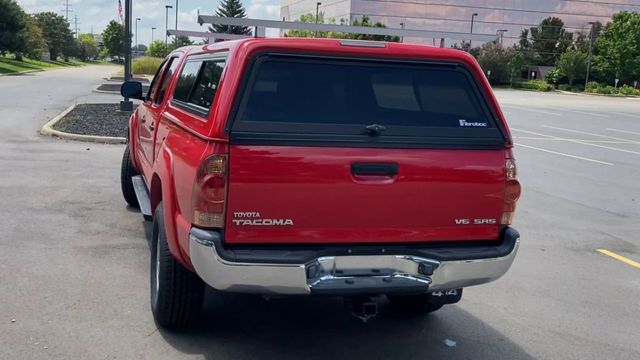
120,38,521,328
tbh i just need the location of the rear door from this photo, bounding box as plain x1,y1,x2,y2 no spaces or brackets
225,54,508,245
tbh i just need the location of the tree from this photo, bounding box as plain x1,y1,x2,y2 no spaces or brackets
530,17,573,66
0,0,27,56
102,20,125,58
594,11,640,84
286,14,399,42
209,0,251,35
147,40,168,58
169,35,193,51
348,16,399,42
477,42,512,84
19,13,48,60
34,12,74,60
76,34,98,61
555,50,587,85
508,51,525,87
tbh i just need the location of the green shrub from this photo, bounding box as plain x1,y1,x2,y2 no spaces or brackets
513,80,554,92
598,85,615,94
545,68,565,85
618,85,638,96
132,56,162,75
585,81,600,92
557,84,582,92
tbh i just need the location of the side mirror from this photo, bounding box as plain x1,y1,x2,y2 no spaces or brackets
120,81,144,100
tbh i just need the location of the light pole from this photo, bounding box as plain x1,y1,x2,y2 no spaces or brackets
400,22,405,43
151,27,156,43
315,2,321,37
496,29,507,47
135,18,141,57
469,13,478,48
175,0,179,31
585,22,596,89
165,5,173,49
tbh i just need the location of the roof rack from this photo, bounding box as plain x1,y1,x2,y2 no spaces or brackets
168,16,499,44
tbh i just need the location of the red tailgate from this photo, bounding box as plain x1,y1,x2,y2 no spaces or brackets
225,146,505,244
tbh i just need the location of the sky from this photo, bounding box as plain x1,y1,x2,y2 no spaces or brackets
16,0,640,47
17,0,280,45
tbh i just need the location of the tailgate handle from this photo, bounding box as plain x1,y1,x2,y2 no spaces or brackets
351,163,398,176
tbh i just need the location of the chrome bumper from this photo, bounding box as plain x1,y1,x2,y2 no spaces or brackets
189,232,519,295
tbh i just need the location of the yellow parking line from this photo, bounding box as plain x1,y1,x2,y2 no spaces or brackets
597,249,640,269
516,144,614,166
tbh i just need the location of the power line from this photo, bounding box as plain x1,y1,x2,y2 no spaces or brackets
356,0,616,19
349,12,599,31
560,0,640,8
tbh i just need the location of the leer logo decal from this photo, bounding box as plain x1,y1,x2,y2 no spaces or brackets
232,212,294,226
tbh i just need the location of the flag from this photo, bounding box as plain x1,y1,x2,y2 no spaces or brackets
118,0,124,25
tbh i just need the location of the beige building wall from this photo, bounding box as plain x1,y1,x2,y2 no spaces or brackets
280,0,640,46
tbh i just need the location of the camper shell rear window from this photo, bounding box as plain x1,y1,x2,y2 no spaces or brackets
229,54,506,149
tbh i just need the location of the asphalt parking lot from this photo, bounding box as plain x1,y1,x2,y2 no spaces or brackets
1,67,639,359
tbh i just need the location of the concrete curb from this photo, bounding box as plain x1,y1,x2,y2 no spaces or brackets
40,103,127,144
555,89,640,100
92,84,119,94
1,69,43,76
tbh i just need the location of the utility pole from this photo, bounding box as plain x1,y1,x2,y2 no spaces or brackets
585,22,596,89
315,2,321,37
61,0,73,23
400,22,405,43
496,29,508,47
121,0,133,112
175,0,179,31
151,27,156,43
165,5,173,49
74,14,79,39
469,13,478,48
135,18,141,57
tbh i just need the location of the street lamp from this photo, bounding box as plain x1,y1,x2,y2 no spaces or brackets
400,22,405,43
151,27,156,43
469,13,478,47
496,29,507,47
315,2,321,37
585,22,597,89
135,18,141,57
165,5,173,49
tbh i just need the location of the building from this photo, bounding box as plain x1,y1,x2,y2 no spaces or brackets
280,0,640,46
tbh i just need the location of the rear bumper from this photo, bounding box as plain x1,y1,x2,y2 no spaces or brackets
189,228,520,295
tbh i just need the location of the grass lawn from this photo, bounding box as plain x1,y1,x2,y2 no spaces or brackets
0,56,84,75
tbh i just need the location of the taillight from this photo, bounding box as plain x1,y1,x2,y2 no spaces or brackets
501,158,521,225
192,155,227,228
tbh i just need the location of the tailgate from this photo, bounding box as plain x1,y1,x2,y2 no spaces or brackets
224,53,508,244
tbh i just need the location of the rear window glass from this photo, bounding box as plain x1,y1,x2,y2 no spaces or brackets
233,57,498,133
172,59,226,114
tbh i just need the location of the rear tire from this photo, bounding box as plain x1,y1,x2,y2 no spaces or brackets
150,204,204,329
120,145,139,208
387,293,444,315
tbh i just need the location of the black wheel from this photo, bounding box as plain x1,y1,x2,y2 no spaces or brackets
120,145,139,208
387,293,445,315
150,204,205,328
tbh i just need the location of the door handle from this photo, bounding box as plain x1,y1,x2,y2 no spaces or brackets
351,163,399,176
